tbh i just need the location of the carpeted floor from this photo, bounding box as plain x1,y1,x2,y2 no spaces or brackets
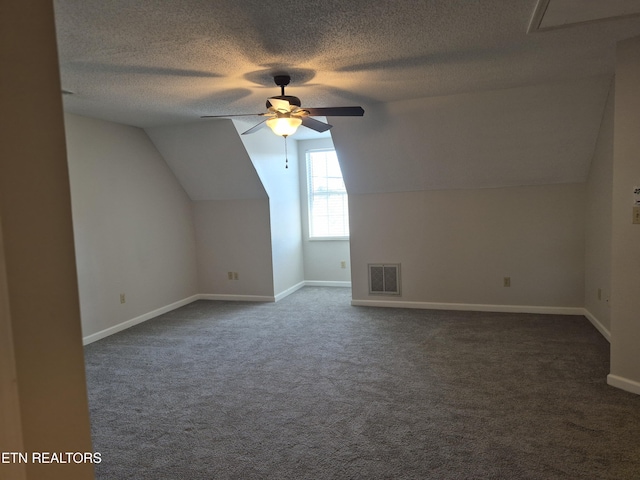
84,287,640,479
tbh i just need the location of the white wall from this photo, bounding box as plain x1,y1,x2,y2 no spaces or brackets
609,35,640,395
145,120,280,298
235,122,305,296
349,184,585,309
297,138,351,283
584,81,614,335
64,114,199,338
325,79,611,311
268,182,306,294
193,199,274,297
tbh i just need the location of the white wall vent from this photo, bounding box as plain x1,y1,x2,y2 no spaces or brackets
368,264,401,295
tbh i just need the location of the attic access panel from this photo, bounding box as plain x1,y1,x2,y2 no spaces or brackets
529,0,640,32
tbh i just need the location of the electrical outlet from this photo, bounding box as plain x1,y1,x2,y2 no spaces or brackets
120,293,126,304
233,272,239,280
227,271,233,280
340,261,347,269
503,277,511,287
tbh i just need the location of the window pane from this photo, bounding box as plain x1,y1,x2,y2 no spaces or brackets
326,177,345,191
307,150,349,238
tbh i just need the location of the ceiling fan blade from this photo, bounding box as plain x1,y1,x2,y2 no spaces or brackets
201,113,265,118
268,97,291,111
301,116,333,133
241,119,268,135
303,106,365,117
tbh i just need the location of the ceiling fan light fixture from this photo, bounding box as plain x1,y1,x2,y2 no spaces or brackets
201,74,364,138
266,116,302,137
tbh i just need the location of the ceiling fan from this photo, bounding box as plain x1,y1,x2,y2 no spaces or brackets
201,74,365,137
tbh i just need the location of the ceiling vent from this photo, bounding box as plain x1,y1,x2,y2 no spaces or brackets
368,264,401,296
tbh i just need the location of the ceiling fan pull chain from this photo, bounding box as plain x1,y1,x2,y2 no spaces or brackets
284,135,289,169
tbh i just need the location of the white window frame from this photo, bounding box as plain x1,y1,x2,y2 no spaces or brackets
306,149,349,240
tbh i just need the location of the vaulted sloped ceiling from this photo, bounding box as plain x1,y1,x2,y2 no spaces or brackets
53,0,640,194
332,76,611,194
145,120,266,201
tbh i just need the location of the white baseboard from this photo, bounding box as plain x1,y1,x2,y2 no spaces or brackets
82,292,276,344
274,282,306,302
83,292,279,344
198,293,275,302
350,298,584,316
82,295,200,345
607,374,640,396
83,283,352,344
582,309,611,342
88,288,599,348
273,281,350,302
304,281,352,288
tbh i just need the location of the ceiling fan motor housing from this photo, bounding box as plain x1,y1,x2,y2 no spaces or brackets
267,95,302,109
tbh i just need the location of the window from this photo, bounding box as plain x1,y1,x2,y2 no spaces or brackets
306,149,349,238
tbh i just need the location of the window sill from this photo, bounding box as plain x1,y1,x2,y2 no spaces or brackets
308,236,350,242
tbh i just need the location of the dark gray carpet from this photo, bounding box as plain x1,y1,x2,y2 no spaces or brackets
84,287,640,479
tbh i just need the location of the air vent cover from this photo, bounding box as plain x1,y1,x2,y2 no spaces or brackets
368,264,401,295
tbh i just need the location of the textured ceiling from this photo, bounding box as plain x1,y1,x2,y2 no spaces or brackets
53,0,640,128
